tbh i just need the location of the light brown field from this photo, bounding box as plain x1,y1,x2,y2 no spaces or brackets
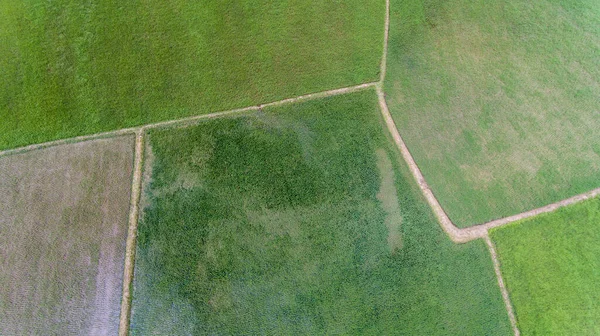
0,136,134,335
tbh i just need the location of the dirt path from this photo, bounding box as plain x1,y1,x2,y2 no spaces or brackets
0,0,593,246
376,87,481,242
379,0,390,83
375,2,520,333
374,0,600,243
484,235,520,336
377,84,525,334
377,76,600,243
0,82,376,159
0,127,139,159
0,79,378,335
2,0,593,333
260,82,377,109
476,187,600,232
118,131,145,336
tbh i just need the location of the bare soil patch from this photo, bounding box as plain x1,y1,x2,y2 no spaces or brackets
0,136,134,335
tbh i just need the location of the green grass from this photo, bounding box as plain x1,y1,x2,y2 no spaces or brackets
491,198,600,335
0,0,383,150
385,0,600,227
130,90,512,335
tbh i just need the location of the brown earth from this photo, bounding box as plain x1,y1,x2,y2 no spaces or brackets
0,136,135,335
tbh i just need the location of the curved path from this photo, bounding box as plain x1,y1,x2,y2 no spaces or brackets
377,85,600,243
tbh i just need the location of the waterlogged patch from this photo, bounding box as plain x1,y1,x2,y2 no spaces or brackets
131,91,513,334
376,148,403,253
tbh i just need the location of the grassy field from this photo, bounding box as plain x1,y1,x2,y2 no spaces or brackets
491,198,600,335
130,90,512,335
385,0,600,227
0,137,134,335
0,0,383,150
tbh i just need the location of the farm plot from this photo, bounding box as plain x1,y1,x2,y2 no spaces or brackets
130,90,512,335
491,198,600,335
0,0,384,150
385,0,600,227
0,136,134,335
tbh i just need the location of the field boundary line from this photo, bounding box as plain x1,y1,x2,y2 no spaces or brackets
259,82,377,109
474,187,600,231
485,235,520,336
118,130,145,336
0,128,140,159
379,0,390,83
377,88,480,243
374,0,599,242
374,0,477,242
0,82,377,159
378,77,600,242
145,82,377,133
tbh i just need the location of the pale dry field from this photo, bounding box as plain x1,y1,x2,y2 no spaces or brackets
0,136,134,335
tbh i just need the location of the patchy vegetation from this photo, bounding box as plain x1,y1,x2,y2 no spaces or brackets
130,90,511,335
492,198,600,335
385,0,600,226
0,0,384,150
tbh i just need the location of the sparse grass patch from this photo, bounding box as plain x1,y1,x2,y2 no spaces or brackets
385,0,600,226
130,90,512,335
0,0,383,150
491,198,600,335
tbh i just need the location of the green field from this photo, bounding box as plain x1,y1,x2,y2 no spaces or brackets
130,90,511,334
0,137,134,335
491,198,600,335
385,0,600,226
0,0,383,150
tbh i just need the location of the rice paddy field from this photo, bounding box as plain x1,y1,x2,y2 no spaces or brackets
2,0,599,334
385,0,600,227
491,198,600,335
0,136,134,335
0,0,383,150
130,90,512,335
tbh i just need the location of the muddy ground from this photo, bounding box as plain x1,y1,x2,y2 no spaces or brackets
0,136,134,335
